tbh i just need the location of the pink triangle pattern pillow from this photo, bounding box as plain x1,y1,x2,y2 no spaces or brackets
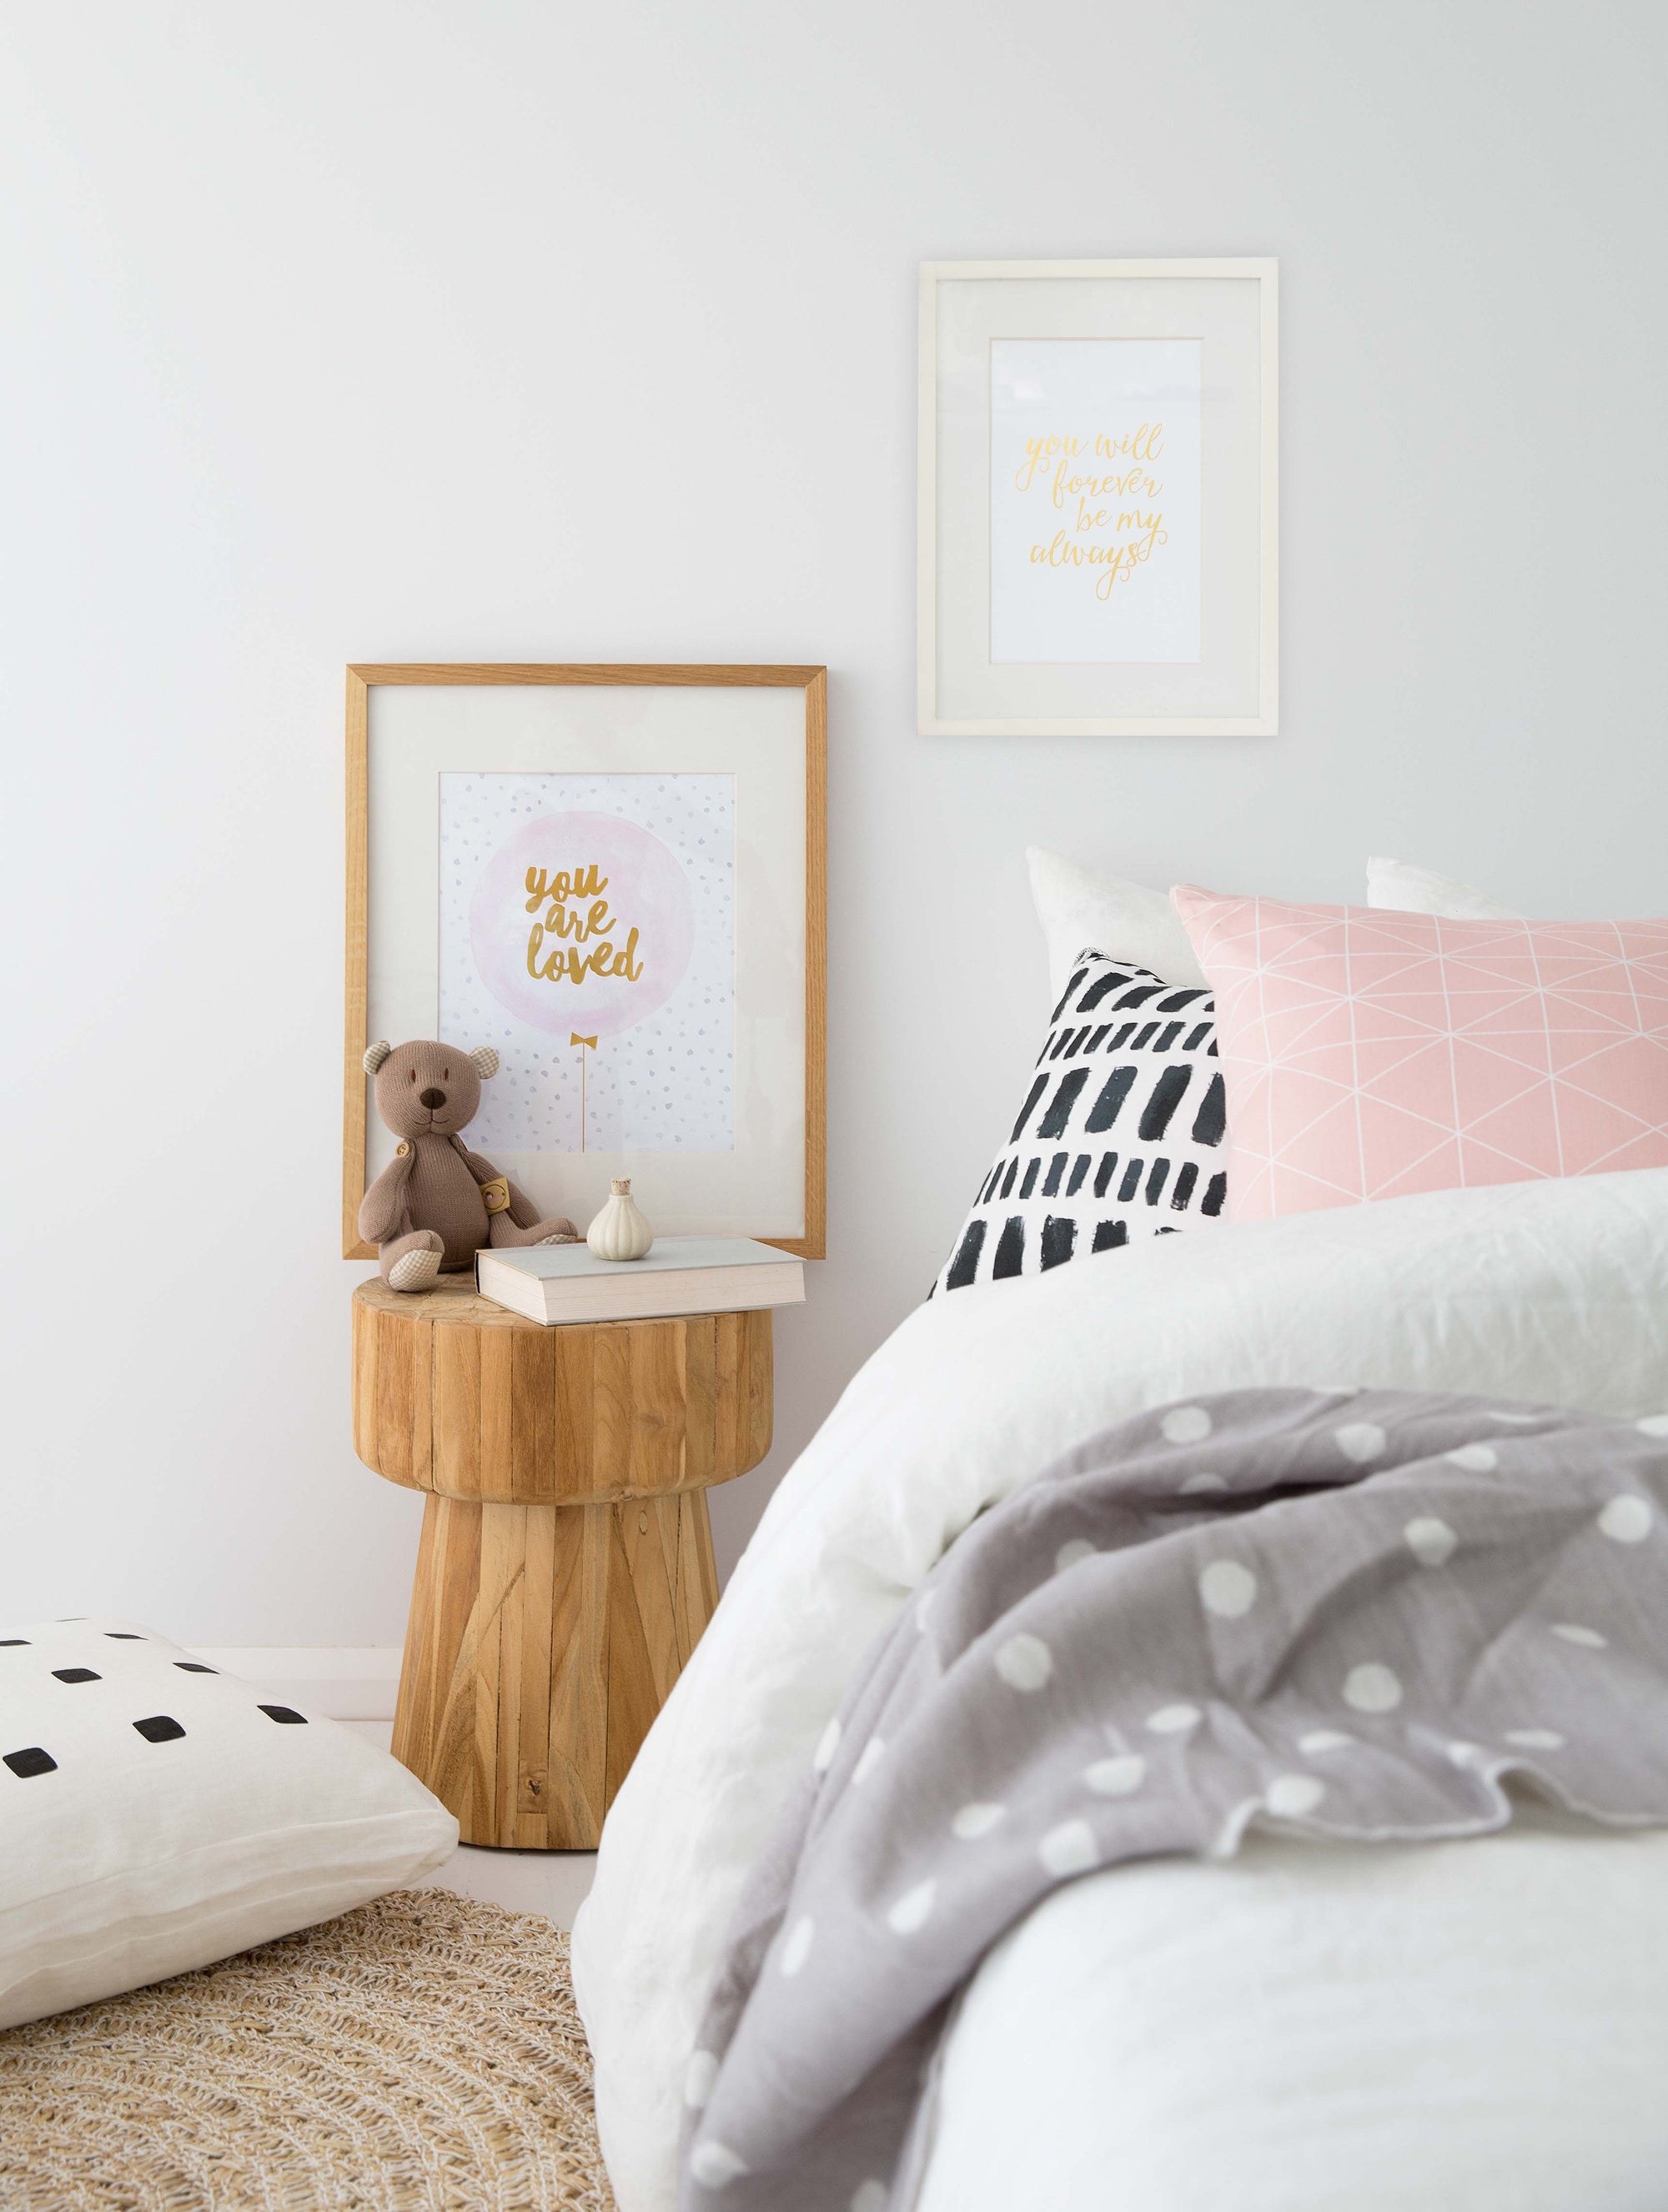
1172,886,1668,1221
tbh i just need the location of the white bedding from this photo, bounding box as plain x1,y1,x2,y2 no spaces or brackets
571,1168,1668,2212
919,1807,1668,2212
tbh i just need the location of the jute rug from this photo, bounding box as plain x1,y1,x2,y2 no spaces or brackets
0,1888,616,2210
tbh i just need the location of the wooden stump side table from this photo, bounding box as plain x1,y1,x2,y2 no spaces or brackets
351,1274,771,1849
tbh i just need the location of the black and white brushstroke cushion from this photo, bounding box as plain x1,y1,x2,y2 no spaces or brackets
935,951,1227,1293
0,1618,457,2029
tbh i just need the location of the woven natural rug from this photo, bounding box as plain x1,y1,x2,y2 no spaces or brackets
0,1888,615,2211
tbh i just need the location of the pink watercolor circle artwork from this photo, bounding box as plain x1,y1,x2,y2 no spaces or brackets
469,810,696,1041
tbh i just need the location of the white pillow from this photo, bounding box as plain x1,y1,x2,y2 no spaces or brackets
1366,855,1520,920
1027,846,1205,1000
0,1616,457,2029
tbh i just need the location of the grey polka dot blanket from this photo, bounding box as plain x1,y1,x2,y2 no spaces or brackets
678,1387,1668,2210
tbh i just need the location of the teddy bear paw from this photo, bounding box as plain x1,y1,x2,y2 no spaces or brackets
388,1243,444,1292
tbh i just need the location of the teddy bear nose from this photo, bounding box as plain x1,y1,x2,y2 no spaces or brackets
419,1087,446,1110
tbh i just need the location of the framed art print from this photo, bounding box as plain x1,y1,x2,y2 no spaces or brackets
343,664,826,1258
918,258,1277,735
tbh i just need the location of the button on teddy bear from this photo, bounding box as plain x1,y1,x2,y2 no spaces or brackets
359,1038,579,1292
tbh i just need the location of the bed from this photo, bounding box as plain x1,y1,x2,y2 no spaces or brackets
572,1163,1668,2211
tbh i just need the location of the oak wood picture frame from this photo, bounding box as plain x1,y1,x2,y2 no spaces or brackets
918,258,1279,736
343,663,827,1262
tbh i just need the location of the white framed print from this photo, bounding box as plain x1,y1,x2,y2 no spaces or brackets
918,258,1277,736
344,665,826,1259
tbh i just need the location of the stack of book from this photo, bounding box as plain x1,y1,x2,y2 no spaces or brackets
475,1236,804,1326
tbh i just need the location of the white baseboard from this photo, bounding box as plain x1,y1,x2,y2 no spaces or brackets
188,1646,404,1720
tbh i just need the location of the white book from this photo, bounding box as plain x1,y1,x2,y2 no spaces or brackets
475,1236,805,1326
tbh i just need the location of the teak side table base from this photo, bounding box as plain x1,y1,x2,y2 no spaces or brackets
351,1275,771,1849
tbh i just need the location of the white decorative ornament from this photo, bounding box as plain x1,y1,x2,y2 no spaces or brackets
586,1177,654,1261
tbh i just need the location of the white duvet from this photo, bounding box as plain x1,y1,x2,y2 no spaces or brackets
572,1170,1668,2212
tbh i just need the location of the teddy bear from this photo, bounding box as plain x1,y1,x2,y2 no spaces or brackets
358,1037,580,1292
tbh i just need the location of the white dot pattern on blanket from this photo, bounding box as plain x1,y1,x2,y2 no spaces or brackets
1334,1422,1387,1462
1447,1741,1487,1768
1199,1561,1258,1618
1299,1729,1354,1753
1145,1703,1202,1734
1039,1818,1098,1876
1404,1517,1458,1567
1553,1623,1608,1648
813,1717,842,1773
684,2049,719,2109
851,1738,886,1785
1084,1753,1146,1796
781,1916,815,1977
1265,1773,1326,1816
994,1633,1053,1692
951,1801,1006,1838
691,2140,749,2188
1505,1728,1565,1749
1637,1414,1668,1437
1344,1662,1402,1713
1162,1405,1213,1443
1600,1495,1653,1543
1054,1538,1095,1573
887,1879,936,1934
1446,1443,1499,1472
1179,1472,1228,1494
850,2184,889,2212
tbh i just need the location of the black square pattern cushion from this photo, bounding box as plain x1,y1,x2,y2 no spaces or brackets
0,1617,458,2032
935,951,1228,1294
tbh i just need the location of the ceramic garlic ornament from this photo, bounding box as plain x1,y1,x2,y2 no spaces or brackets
587,1178,654,1261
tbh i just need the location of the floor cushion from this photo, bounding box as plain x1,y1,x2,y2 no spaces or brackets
0,1616,456,2029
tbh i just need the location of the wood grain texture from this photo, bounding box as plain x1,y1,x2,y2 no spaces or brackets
361,1285,769,1847
340,661,826,1260
342,669,370,1257
389,1485,722,1848
352,1277,771,1506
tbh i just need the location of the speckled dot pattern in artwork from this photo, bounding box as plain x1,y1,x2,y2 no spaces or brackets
439,773,735,1154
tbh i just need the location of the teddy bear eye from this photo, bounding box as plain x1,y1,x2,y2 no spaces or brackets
443,1066,450,1079
409,1067,416,1082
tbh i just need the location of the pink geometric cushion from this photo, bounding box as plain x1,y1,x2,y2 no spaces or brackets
1172,887,1668,1221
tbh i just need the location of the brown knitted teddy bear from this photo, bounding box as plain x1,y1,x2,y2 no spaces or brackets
359,1038,579,1292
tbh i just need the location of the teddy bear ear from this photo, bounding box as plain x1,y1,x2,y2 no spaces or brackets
363,1040,393,1076
470,1046,500,1080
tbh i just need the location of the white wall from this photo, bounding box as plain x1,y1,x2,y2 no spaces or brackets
2,2,1664,1643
